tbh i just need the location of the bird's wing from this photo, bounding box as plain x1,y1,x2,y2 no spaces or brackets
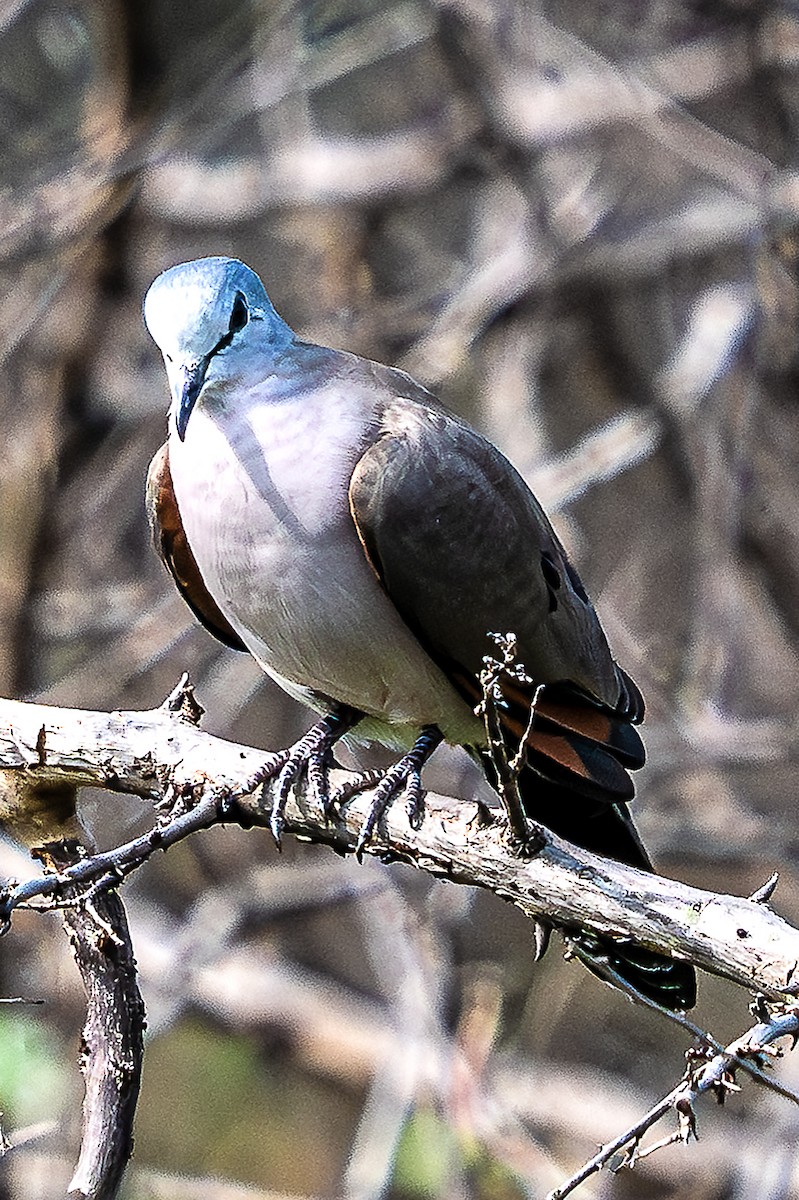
348,396,644,803
146,442,247,651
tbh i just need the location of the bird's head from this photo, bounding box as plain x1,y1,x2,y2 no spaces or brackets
143,256,292,440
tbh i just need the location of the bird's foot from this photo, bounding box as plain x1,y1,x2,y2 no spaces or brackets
351,726,443,859
327,768,386,811
259,708,359,847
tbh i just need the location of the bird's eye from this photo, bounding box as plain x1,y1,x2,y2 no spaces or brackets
229,292,249,334
209,292,250,358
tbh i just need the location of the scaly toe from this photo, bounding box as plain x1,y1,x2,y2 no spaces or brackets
353,727,443,858
404,771,425,829
270,754,307,847
265,708,360,847
328,768,384,815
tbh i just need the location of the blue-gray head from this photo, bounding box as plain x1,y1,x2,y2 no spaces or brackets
144,256,292,439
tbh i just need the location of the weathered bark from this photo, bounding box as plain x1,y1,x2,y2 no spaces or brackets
0,688,796,1000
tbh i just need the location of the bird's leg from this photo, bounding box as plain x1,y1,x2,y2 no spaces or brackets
266,706,360,847
353,726,443,859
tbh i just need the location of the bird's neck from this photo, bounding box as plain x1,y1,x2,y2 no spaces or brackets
232,335,343,400
254,300,295,350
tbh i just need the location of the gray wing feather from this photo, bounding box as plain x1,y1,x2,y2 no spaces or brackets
348,398,626,711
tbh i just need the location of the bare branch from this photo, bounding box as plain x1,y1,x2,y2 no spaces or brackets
0,688,797,1002
567,942,799,1104
32,840,146,1200
547,1008,799,1199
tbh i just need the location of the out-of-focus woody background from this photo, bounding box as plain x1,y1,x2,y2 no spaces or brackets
0,1,798,1197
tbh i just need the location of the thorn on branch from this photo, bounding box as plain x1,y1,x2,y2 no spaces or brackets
749,873,780,904
710,1069,742,1104
533,920,551,962
161,673,204,725
35,725,47,767
677,1093,699,1141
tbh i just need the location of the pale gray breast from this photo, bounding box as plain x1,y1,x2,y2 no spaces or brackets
168,383,482,741
171,382,369,628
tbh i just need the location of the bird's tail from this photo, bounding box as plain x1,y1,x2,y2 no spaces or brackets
512,766,697,1009
514,766,696,1010
570,928,697,1010
479,674,697,1011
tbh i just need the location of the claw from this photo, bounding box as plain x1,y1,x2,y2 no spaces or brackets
404,771,425,830
354,726,443,859
250,707,358,848
533,920,551,961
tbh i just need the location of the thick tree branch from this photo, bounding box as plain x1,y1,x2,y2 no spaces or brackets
0,684,797,1001
29,838,145,1200
64,886,144,1199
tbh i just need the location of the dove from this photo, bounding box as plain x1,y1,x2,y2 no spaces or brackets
144,256,696,1010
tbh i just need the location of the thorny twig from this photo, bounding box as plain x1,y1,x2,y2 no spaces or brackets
567,940,799,1104
0,792,226,926
546,1007,799,1200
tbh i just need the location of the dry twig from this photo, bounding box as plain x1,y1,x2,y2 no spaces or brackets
547,1007,799,1199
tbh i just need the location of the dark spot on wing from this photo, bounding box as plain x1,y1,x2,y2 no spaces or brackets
564,558,589,603
540,551,561,612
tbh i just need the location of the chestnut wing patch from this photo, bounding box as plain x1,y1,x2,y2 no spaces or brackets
146,442,246,652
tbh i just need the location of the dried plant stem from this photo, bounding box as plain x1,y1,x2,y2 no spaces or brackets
547,1009,799,1199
